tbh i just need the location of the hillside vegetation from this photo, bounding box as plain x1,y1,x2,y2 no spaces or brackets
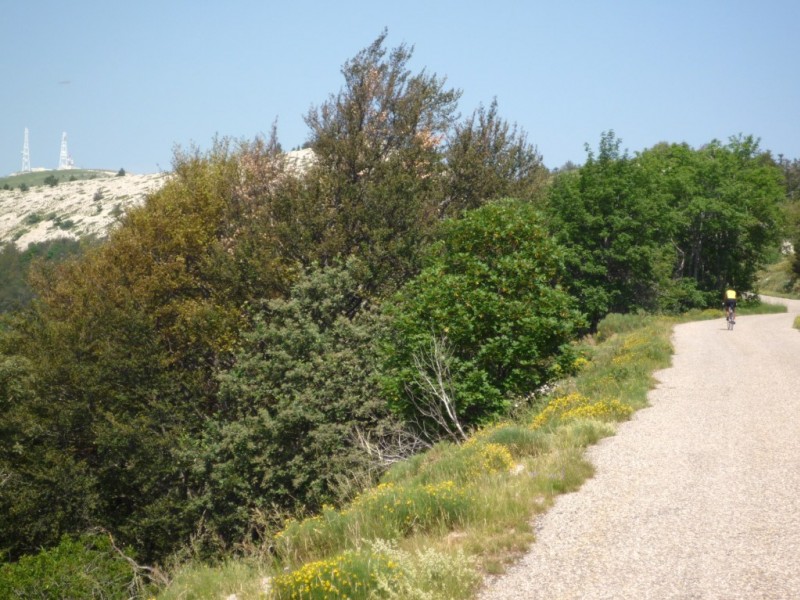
0,31,797,599
0,169,119,189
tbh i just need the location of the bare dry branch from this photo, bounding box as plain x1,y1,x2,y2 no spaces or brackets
407,335,467,443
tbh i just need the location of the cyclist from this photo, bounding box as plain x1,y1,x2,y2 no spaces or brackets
723,287,737,323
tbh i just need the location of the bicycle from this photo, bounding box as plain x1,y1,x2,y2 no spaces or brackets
725,305,736,330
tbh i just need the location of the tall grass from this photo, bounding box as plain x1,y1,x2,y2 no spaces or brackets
156,312,677,599
757,255,799,298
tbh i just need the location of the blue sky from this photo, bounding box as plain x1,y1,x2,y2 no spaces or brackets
2,0,799,175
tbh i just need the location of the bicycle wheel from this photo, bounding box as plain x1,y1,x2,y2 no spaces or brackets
727,312,735,330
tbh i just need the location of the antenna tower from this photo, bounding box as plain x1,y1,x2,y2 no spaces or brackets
21,128,31,173
57,132,74,170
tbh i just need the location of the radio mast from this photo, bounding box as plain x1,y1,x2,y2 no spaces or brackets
21,128,31,173
58,131,74,170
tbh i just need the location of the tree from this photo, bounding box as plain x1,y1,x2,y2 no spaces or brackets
547,133,786,323
546,132,674,326
0,239,87,314
382,198,584,433
302,30,461,294
776,155,800,203
638,136,785,302
0,139,296,562
195,259,396,542
442,99,549,216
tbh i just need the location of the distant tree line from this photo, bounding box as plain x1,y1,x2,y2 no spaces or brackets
0,30,791,595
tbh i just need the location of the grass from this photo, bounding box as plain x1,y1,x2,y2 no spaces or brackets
794,316,800,330
0,169,113,189
155,310,684,599
156,560,268,600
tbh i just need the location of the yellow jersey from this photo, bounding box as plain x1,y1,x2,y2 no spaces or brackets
725,289,736,300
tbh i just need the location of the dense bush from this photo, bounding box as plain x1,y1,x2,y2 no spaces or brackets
382,198,585,432
193,259,397,544
0,533,141,599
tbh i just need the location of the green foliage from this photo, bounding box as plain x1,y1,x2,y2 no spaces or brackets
547,131,674,325
117,168,126,176
383,198,585,430
150,289,683,600
271,540,479,600
157,560,266,600
370,540,480,600
0,533,141,599
777,155,800,203
0,239,86,314
275,480,471,567
0,140,298,563
548,132,786,324
573,314,674,411
43,174,59,187
0,244,32,313
381,439,514,488
23,212,44,225
195,259,396,544
443,99,548,216
638,135,785,302
777,156,800,283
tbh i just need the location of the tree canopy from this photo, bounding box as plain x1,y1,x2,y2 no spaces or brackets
547,132,785,325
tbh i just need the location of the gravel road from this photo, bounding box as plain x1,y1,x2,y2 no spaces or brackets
479,297,800,599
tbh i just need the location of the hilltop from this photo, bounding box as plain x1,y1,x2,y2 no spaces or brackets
0,169,168,248
0,150,316,250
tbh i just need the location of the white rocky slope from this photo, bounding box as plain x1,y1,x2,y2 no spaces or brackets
0,171,169,249
0,150,315,250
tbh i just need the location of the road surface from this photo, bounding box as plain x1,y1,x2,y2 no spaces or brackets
480,297,800,599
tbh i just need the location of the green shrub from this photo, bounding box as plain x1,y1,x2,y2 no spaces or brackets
23,212,44,225
0,533,141,599
271,540,479,600
382,198,585,431
54,217,75,230
530,393,633,430
201,260,395,544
